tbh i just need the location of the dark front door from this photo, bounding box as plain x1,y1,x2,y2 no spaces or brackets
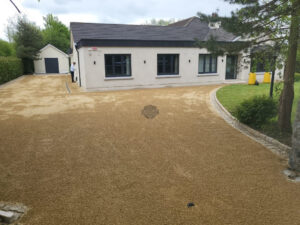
226,55,237,79
45,58,59,73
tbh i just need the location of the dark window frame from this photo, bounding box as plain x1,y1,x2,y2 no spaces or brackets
198,54,218,74
250,53,273,73
251,59,270,73
157,54,180,76
105,54,132,78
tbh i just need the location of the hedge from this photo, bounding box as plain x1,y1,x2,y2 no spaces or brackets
0,56,23,85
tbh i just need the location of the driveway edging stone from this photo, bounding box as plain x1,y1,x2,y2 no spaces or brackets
0,75,26,89
210,87,290,159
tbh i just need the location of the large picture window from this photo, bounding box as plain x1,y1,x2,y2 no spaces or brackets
198,54,217,74
157,54,179,75
105,54,131,77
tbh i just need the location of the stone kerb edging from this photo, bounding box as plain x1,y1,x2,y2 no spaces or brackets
210,87,291,159
0,75,26,89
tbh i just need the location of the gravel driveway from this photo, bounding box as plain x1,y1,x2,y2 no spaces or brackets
0,75,299,225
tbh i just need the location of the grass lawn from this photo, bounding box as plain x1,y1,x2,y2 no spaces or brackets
217,73,300,146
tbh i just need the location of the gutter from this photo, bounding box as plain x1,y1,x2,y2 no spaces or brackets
75,43,82,87
232,36,241,42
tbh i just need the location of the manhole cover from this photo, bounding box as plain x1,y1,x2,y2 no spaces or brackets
142,105,159,119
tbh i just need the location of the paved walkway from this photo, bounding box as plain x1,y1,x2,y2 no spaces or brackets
0,75,299,225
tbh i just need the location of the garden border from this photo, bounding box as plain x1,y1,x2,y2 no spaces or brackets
0,75,26,89
210,87,291,159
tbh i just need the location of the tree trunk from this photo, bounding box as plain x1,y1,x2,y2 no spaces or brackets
289,101,300,172
278,2,300,132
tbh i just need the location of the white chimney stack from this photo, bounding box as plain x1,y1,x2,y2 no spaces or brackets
208,21,221,29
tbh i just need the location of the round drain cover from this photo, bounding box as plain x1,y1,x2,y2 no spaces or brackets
142,105,159,119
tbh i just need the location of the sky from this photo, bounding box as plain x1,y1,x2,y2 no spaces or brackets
0,0,238,40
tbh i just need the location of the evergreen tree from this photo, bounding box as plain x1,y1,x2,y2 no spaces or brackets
197,0,300,132
296,43,300,72
289,100,300,172
42,14,70,53
13,17,43,74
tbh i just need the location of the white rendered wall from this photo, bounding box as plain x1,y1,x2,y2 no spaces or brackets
76,46,272,91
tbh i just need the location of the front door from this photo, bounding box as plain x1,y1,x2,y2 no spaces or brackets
45,58,59,73
226,55,237,79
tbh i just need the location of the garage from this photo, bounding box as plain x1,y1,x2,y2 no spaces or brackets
34,44,69,74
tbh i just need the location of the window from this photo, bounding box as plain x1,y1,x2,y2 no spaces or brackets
157,54,179,75
105,54,131,77
198,54,217,74
251,58,270,73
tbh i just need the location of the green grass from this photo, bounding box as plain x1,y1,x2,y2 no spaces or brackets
217,73,300,146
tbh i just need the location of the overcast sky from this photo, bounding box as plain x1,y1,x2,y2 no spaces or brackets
1,0,238,40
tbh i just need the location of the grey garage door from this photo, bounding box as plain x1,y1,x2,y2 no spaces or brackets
45,58,59,73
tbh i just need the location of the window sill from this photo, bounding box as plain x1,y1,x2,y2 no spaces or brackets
156,75,181,79
197,73,219,77
104,77,133,81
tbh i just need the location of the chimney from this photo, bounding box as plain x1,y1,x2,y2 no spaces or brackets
208,21,221,29
209,12,221,29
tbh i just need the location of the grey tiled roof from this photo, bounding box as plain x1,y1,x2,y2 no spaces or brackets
70,17,236,43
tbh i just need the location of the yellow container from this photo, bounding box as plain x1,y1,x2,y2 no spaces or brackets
263,72,271,83
248,73,256,85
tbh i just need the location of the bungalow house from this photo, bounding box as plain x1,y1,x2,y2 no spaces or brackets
69,17,279,91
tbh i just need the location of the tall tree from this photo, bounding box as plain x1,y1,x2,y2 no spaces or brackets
13,16,43,74
296,43,300,72
42,14,70,53
278,0,300,132
289,101,300,172
197,0,300,132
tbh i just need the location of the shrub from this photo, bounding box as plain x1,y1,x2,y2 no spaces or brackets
234,95,278,128
0,57,23,85
0,39,15,57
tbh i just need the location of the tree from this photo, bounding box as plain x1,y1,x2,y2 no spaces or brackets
278,3,299,132
42,14,70,53
0,39,15,56
197,0,300,132
289,101,300,172
13,16,43,74
296,43,300,73
145,18,177,26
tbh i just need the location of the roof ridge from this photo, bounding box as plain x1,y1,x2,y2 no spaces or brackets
39,44,68,56
167,16,199,27
183,16,198,27
70,21,163,27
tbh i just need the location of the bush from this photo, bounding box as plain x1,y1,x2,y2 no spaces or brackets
0,39,15,57
0,57,23,85
234,95,278,128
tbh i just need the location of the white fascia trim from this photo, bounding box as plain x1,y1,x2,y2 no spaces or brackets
232,36,241,42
